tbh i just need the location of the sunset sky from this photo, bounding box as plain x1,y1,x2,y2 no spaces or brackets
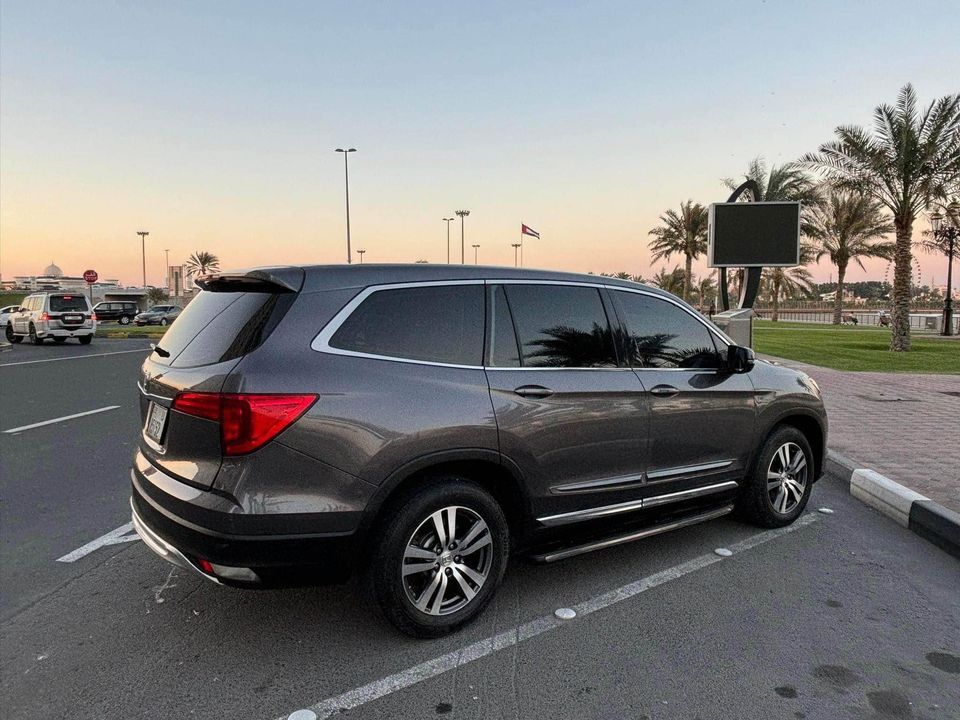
1,1,957,288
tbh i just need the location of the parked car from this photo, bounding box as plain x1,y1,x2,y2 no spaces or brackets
131,265,827,637
6,292,96,345
0,304,23,328
93,301,139,325
134,305,181,326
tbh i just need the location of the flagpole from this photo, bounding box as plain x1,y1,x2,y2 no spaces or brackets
519,229,523,268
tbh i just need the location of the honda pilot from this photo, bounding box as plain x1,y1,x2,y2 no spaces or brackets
131,265,827,637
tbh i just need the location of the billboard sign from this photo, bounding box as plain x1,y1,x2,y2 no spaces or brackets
708,201,801,267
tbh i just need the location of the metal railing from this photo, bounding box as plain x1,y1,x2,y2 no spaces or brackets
753,309,960,333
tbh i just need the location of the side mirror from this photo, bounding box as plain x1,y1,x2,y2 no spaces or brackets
727,344,755,374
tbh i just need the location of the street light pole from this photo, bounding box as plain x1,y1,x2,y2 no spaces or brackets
455,210,470,264
356,249,366,264
472,244,480,264
931,199,959,336
335,148,356,263
443,218,454,263
164,249,170,295
136,231,149,287
511,243,521,267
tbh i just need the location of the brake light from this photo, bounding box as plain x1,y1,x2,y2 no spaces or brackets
171,392,317,455
90,313,97,322
40,312,50,321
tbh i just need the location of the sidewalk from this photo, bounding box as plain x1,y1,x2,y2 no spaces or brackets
760,355,960,514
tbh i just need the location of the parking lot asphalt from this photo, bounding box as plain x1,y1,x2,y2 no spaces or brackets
1,340,958,720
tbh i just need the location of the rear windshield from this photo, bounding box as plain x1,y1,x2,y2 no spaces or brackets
49,296,88,312
152,291,293,368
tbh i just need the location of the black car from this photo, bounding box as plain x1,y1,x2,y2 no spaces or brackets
93,301,139,325
131,264,827,637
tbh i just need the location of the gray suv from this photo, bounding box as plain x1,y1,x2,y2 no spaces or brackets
131,265,827,636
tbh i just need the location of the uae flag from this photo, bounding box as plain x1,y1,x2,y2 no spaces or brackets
521,224,540,239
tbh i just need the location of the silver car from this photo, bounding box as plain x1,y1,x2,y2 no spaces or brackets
6,292,97,345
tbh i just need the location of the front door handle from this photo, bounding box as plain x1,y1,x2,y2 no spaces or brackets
650,384,679,397
514,385,553,399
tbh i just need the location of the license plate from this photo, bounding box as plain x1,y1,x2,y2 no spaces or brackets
145,402,168,443
64,314,82,323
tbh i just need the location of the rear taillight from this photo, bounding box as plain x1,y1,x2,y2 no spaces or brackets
171,392,317,456
40,312,50,321
90,313,97,322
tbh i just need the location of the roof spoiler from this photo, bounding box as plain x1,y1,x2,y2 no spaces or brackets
194,267,305,293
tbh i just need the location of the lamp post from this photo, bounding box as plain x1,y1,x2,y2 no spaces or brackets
136,231,149,288
455,210,470,264
511,243,521,267
931,199,959,336
472,244,480,264
335,148,356,263
443,218,454,263
356,249,366,264
164,249,170,295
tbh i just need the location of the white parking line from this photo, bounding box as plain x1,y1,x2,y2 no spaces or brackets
3,405,121,434
56,522,140,563
0,348,150,367
275,513,820,720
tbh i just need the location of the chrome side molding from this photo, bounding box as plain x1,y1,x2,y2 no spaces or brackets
537,480,739,527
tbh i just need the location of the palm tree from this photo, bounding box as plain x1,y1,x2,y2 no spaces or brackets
724,157,821,226
647,200,709,301
762,244,817,321
807,190,895,324
649,266,685,297
693,274,717,308
803,84,960,351
184,251,221,277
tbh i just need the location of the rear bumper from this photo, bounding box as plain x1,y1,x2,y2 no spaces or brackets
131,466,360,585
38,325,94,337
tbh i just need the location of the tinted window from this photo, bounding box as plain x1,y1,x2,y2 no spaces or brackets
330,284,484,365
615,291,722,369
488,286,521,367
154,291,293,368
504,284,616,368
49,295,87,312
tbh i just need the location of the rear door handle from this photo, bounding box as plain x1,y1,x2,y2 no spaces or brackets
514,385,553,399
650,384,679,397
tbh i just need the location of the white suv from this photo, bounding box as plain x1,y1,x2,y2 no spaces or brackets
6,293,97,345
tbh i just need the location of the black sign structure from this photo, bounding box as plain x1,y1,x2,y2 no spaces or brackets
708,201,801,267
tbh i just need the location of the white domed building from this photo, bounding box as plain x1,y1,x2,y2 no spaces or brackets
12,262,119,293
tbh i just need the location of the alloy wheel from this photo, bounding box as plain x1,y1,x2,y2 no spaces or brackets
402,506,493,616
767,442,808,514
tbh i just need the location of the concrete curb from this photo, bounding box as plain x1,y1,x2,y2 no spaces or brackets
825,450,960,558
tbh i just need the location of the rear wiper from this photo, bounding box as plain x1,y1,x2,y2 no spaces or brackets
150,343,170,358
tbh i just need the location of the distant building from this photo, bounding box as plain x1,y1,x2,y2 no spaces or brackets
12,261,120,293
167,265,196,299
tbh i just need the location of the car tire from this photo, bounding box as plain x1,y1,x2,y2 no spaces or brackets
79,335,93,345
5,323,16,343
736,425,814,528
366,478,509,638
160,318,168,326
29,324,42,345
120,316,131,325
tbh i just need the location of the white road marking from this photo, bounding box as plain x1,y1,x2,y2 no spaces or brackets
0,348,150,367
275,513,820,720
55,521,140,563
4,405,121,434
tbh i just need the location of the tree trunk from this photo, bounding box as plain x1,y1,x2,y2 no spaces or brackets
891,219,913,351
772,276,781,322
833,264,846,325
683,253,692,302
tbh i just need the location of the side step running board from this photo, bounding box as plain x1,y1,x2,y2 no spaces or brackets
529,505,734,563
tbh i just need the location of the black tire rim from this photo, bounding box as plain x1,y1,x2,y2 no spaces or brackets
767,442,808,514
402,505,493,616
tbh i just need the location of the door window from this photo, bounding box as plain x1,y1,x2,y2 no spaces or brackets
488,286,521,367
614,291,723,369
330,284,484,365
502,284,617,368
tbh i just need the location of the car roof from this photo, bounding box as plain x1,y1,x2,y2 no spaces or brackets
223,263,677,301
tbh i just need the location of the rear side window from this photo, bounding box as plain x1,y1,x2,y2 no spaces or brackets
330,284,484,366
49,295,88,312
488,286,521,367
503,284,617,368
153,291,293,368
614,291,722,369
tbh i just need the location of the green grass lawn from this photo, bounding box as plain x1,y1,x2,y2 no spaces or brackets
752,320,960,374
96,324,167,338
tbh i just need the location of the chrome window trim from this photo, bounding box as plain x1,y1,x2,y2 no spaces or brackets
537,480,739,527
552,472,646,494
309,277,733,371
